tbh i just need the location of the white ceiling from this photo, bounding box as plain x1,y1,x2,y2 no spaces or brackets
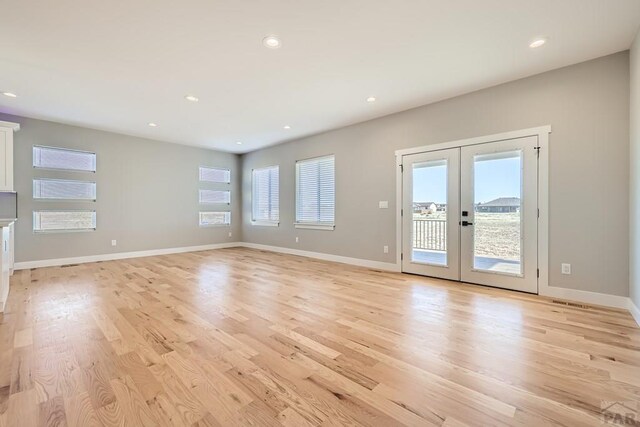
1,1,639,154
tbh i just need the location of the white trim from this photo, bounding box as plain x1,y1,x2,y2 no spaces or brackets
240,242,400,272
536,129,550,298
628,298,640,327
396,126,551,294
395,155,403,267
294,223,335,230
0,121,20,131
538,284,630,310
14,242,242,270
394,126,552,157
251,221,279,227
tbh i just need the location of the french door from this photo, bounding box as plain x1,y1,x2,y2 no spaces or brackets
401,136,539,293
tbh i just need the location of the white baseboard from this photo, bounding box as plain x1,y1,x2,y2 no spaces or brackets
629,298,640,327
239,242,401,272
539,285,639,327
14,242,243,270
539,285,631,310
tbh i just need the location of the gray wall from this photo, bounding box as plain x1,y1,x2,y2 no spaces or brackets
630,30,640,308
0,113,241,263
242,52,631,297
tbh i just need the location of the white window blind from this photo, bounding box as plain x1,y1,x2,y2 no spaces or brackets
33,179,96,200
33,211,96,232
199,190,230,204
295,155,335,227
199,211,231,226
252,166,279,224
33,146,96,172
199,167,230,183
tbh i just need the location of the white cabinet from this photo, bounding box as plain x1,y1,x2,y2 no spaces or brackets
0,121,19,191
0,222,12,312
0,121,18,312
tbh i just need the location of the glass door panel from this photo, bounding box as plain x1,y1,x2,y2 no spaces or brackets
402,149,460,281
412,159,448,266
460,136,538,293
472,150,523,275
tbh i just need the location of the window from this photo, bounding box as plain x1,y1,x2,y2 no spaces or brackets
199,190,230,204
295,155,335,230
33,179,96,200
33,211,96,232
33,146,96,172
199,211,231,226
199,167,230,183
33,145,97,233
252,166,279,225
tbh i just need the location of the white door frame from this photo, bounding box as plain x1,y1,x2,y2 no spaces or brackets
395,126,551,294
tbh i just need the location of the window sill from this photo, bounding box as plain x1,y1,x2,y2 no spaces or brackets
34,228,96,234
199,224,231,228
294,223,335,231
251,221,279,227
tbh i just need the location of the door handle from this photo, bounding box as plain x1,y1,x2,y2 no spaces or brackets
460,220,473,226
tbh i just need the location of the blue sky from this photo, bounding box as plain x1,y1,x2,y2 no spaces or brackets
413,157,521,204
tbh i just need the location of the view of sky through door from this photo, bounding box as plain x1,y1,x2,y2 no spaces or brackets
414,157,521,204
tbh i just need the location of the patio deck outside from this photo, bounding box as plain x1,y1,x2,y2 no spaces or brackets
412,211,522,275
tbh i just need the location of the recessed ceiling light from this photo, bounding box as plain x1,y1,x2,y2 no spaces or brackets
529,38,547,48
185,95,199,102
148,122,157,127
2,92,17,98
366,96,377,103
236,141,243,145
262,35,281,49
283,125,291,130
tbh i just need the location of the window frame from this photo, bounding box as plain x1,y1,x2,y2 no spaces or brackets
33,178,97,201
33,210,97,233
199,211,231,227
198,189,231,205
251,165,280,227
294,154,335,231
199,166,231,184
33,145,97,173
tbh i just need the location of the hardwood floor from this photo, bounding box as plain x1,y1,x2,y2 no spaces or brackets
0,247,638,426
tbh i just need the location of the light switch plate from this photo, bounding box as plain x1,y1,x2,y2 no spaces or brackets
379,201,389,209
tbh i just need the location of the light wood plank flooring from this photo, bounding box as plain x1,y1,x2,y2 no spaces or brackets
0,247,638,426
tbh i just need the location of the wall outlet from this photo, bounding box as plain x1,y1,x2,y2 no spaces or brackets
228,232,232,237
111,240,117,247
379,201,389,209
561,263,571,275
295,237,299,243
383,245,389,254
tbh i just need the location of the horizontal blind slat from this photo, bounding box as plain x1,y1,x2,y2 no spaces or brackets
252,166,279,222
33,179,96,200
199,211,231,226
33,146,96,172
296,155,335,224
199,190,230,204
33,211,96,232
199,167,230,183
